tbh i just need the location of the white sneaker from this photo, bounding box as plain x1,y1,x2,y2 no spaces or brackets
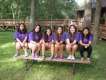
81,57,84,61
87,58,90,61
67,55,72,60
71,55,75,60
14,53,19,57
24,52,28,57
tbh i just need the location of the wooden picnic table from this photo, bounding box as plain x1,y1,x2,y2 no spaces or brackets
16,55,91,75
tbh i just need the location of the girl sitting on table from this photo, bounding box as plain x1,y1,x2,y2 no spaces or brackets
28,24,42,58
53,26,67,59
41,28,55,59
66,25,79,60
79,27,93,61
14,23,28,57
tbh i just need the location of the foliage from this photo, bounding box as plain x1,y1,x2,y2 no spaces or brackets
0,0,77,19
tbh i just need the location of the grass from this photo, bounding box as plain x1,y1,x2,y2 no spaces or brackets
0,32,106,80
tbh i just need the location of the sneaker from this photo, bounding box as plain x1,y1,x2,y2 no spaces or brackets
48,56,54,59
24,52,28,57
41,56,45,59
67,55,72,60
60,56,64,59
81,57,84,61
35,53,39,58
87,58,90,61
54,55,58,59
32,53,35,58
71,55,75,60
14,53,19,57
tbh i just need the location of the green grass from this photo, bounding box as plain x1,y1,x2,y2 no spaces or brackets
0,32,106,80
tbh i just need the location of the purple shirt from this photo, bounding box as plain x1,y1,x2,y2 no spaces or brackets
15,32,28,42
79,33,93,44
53,32,67,42
28,32,42,42
43,33,55,42
66,32,79,43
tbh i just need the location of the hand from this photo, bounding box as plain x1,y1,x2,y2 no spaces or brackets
85,44,89,48
20,43,24,47
85,45,88,48
60,41,63,44
69,43,73,46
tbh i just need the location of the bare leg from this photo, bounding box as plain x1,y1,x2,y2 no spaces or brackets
50,43,55,58
54,44,59,58
15,42,21,57
23,43,28,57
59,44,64,58
72,44,78,56
41,43,45,57
66,44,72,55
71,44,78,60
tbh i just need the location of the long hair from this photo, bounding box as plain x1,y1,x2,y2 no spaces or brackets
32,24,42,40
82,27,91,39
17,23,27,33
56,26,63,42
44,28,52,41
32,24,41,32
69,25,77,37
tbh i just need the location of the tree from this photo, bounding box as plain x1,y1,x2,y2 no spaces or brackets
84,0,92,28
30,0,36,30
93,0,101,43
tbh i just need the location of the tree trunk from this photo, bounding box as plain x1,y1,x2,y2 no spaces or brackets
84,0,92,28
93,0,101,44
30,0,35,31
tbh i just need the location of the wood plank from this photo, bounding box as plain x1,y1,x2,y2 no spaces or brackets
16,55,91,64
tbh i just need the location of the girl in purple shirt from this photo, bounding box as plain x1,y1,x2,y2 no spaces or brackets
54,26,66,59
79,27,93,61
41,28,55,59
66,25,78,60
28,24,42,58
14,23,28,57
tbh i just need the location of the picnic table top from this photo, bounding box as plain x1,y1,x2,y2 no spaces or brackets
16,55,91,64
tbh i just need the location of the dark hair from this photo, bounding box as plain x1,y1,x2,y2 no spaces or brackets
69,25,77,37
32,24,41,32
44,28,52,35
43,28,52,42
56,26,63,42
32,24,42,41
16,23,27,33
82,27,91,38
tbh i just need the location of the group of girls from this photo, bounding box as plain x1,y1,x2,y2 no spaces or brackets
14,23,93,61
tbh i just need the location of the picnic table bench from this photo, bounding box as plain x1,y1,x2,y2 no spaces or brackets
16,55,91,75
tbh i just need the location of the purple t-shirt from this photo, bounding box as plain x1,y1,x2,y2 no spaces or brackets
15,32,28,42
28,32,42,42
43,33,55,42
66,32,79,43
53,32,67,42
79,33,93,44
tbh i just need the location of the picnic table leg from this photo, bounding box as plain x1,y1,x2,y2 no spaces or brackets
72,63,76,75
24,59,28,71
24,59,35,71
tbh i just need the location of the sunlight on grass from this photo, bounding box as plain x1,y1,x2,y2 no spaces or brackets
0,58,17,63
0,42,15,49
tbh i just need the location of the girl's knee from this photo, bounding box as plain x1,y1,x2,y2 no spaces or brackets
16,42,21,49
72,45,78,50
66,44,71,49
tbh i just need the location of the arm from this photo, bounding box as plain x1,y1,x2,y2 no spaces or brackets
72,40,77,45
80,40,92,48
16,38,23,46
23,36,27,43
